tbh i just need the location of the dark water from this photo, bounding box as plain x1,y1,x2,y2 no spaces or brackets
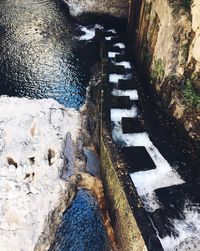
50,189,110,251
0,0,98,108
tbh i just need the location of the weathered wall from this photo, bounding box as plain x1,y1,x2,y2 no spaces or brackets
63,0,129,18
189,0,200,74
129,0,200,140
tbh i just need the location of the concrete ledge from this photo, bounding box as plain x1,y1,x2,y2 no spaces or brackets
101,135,147,251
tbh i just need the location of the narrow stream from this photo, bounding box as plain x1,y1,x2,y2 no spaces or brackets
49,189,110,251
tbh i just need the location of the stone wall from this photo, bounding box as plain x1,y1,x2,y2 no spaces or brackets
63,0,129,18
190,0,200,74
129,0,200,140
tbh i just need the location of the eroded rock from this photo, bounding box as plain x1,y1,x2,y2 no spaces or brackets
0,97,81,251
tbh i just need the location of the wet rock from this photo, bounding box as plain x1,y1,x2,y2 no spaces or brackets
173,102,185,120
110,96,132,109
121,146,156,172
129,0,200,140
121,117,146,134
118,79,138,90
84,147,100,177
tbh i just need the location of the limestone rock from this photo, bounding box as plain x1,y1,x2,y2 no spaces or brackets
0,97,81,251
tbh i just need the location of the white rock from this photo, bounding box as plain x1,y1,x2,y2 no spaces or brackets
0,97,81,251
113,43,125,49
115,61,131,69
77,25,104,41
111,89,139,100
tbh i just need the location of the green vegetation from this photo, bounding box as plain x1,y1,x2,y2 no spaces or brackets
151,58,165,82
182,43,190,62
183,79,200,110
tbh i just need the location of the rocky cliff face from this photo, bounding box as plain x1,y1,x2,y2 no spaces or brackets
63,0,129,18
130,0,200,140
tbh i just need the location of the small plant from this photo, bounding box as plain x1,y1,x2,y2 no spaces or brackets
182,43,189,62
151,58,165,82
183,79,200,110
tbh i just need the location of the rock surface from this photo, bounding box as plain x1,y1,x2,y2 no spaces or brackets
63,0,129,18
0,97,81,251
190,0,200,72
130,0,200,140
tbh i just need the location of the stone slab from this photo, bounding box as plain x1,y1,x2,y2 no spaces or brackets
121,146,156,172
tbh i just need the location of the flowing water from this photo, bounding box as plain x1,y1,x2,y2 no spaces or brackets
0,0,98,109
50,189,110,251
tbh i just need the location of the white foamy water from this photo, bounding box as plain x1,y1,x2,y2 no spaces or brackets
115,61,131,69
131,144,184,211
160,205,200,251
110,106,138,122
107,29,117,34
114,43,125,49
78,24,103,40
111,117,184,211
109,73,132,83
110,88,184,212
112,120,151,147
105,36,113,41
108,52,120,58
112,89,138,100
109,74,125,83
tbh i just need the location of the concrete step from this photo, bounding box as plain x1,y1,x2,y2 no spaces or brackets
108,47,124,53
104,38,121,47
122,117,146,134
103,31,117,37
108,51,125,59
108,64,127,74
118,79,138,90
115,54,132,62
121,146,156,172
110,37,124,44
110,95,132,109
155,183,200,220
